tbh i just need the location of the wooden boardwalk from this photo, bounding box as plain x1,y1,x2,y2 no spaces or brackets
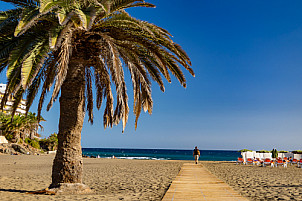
162,163,249,201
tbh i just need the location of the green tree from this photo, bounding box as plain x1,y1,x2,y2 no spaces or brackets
39,132,58,151
22,112,44,139
0,113,24,142
0,0,194,193
0,112,43,142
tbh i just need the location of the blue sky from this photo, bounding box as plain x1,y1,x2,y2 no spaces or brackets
1,0,302,150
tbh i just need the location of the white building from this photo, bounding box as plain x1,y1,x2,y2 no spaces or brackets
0,84,41,139
0,84,26,115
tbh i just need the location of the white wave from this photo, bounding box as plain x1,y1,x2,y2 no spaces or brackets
116,156,167,160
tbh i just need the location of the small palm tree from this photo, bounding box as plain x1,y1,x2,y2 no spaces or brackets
1,114,23,142
0,112,43,141
0,0,194,193
23,112,44,139
0,113,20,142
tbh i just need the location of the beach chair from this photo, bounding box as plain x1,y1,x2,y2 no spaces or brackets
246,158,254,165
298,159,302,168
237,157,244,165
275,160,287,168
291,159,298,165
263,158,272,167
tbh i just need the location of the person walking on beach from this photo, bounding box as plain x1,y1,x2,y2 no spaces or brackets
193,146,200,164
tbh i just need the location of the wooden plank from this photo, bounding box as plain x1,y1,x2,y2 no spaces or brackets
162,163,249,201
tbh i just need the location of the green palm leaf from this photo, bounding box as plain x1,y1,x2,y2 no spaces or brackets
74,8,88,29
40,0,57,13
21,38,48,88
14,7,39,37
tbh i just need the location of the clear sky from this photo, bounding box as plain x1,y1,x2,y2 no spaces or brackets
1,0,302,151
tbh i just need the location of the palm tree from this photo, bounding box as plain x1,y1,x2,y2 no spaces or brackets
0,113,21,142
0,0,194,193
0,112,43,141
23,112,44,139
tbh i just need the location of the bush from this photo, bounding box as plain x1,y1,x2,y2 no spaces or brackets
278,150,288,153
292,150,302,154
257,150,270,153
30,139,40,149
24,138,30,144
48,133,58,143
5,133,14,141
24,138,40,149
239,149,253,152
39,133,58,151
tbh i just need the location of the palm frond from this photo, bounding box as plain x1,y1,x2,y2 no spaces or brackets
0,39,20,67
94,57,105,110
85,67,94,124
25,66,45,114
40,0,59,13
0,58,8,74
47,30,73,111
21,37,48,88
73,8,88,29
100,34,129,132
6,33,41,78
95,56,114,129
1,63,21,112
0,0,38,7
14,7,40,37
57,9,74,25
52,22,72,50
0,9,22,26
110,0,154,12
10,87,25,117
37,53,57,121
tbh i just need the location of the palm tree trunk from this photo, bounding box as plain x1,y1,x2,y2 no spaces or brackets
49,58,91,193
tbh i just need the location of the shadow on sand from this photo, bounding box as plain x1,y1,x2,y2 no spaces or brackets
0,188,33,193
269,184,302,188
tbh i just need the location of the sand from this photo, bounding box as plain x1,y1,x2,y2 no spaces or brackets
0,154,183,201
202,161,302,201
2,155,301,201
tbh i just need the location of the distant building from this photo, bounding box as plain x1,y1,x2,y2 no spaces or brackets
0,84,26,115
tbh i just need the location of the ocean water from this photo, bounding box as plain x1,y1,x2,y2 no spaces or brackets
82,148,241,161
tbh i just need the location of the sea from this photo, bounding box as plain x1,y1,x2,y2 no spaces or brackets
82,148,241,161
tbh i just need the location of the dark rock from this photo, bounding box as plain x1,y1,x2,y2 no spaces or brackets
12,144,28,154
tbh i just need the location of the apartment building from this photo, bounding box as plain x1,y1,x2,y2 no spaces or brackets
0,84,40,139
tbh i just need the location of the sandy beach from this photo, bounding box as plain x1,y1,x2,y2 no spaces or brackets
2,155,302,201
0,154,183,201
202,161,302,201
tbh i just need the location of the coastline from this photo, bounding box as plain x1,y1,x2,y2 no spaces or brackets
82,148,241,161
